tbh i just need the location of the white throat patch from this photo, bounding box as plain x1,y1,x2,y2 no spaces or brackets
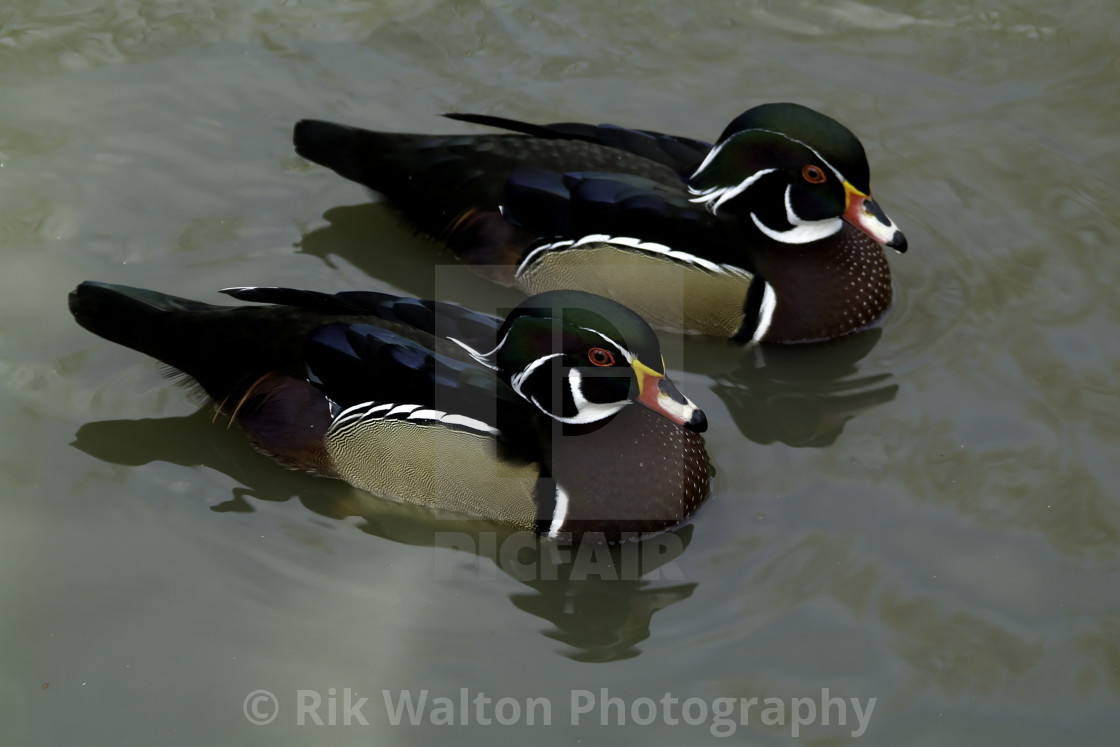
749,185,844,244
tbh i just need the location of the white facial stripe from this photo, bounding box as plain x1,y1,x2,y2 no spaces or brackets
750,212,842,244
752,282,777,342
694,125,842,183
783,184,799,226
514,352,628,424
779,181,846,239
558,368,627,424
751,185,845,245
517,233,750,279
547,483,570,538
757,127,847,183
575,326,633,364
511,352,562,401
687,168,777,214
688,126,853,217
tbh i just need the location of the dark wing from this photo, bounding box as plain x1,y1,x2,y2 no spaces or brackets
500,168,748,271
444,113,713,179
220,286,503,355
305,321,541,459
293,119,686,243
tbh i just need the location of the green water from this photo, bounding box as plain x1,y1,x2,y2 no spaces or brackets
2,1,1118,744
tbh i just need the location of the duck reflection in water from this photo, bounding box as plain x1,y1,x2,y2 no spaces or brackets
685,328,899,449
73,409,699,664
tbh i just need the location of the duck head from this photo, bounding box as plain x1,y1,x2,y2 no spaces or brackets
687,102,907,252
478,290,707,433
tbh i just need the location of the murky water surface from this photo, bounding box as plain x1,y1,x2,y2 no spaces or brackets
3,1,1118,744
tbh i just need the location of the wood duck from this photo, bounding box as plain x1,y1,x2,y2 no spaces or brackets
69,282,709,543
293,102,907,344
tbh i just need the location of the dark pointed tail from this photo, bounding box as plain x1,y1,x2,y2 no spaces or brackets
68,281,268,401
69,281,220,357
293,119,378,188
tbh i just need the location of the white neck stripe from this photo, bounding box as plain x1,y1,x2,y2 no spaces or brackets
547,484,570,538
752,283,778,342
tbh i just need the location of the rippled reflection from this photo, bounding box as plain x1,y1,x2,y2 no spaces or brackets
297,204,453,298
73,409,700,663
686,329,898,447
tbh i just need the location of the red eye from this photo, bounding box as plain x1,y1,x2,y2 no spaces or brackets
587,347,615,367
802,164,827,184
